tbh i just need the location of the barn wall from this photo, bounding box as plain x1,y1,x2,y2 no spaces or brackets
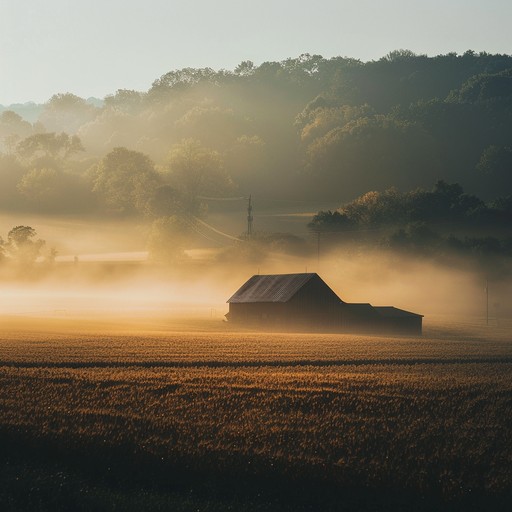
287,276,343,329
229,302,288,325
341,307,380,332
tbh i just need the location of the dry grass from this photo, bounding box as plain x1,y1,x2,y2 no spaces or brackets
0,315,511,509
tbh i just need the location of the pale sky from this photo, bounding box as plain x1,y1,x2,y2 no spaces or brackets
1,0,510,105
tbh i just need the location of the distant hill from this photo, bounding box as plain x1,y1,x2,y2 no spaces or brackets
85,97,105,108
0,97,104,122
0,102,44,123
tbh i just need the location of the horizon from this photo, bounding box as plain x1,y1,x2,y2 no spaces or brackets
2,0,511,105
2,48,511,108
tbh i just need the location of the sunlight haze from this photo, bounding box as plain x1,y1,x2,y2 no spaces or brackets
1,1,512,508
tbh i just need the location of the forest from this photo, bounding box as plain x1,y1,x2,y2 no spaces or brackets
1,50,512,265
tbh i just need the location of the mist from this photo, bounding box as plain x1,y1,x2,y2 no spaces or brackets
0,52,511,331
0,220,508,331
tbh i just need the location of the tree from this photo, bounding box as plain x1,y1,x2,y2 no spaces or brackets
449,69,512,104
149,67,231,100
17,167,90,212
383,49,418,62
39,93,98,133
146,185,185,217
0,111,33,152
295,103,374,142
147,215,190,263
91,147,161,214
18,168,61,203
385,222,440,253
76,108,142,156
5,226,45,268
0,154,27,209
234,61,255,76
175,106,249,149
308,210,354,232
104,89,145,114
16,132,84,165
476,145,512,197
166,139,234,214
304,115,438,198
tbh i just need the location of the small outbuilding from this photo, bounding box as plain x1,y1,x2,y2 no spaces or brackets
226,273,423,335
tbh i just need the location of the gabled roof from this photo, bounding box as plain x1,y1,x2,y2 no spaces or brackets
228,273,339,303
374,306,423,318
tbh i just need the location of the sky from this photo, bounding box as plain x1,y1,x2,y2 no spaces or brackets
1,0,511,105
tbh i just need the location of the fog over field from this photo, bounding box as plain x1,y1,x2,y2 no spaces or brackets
0,225,506,325
1,52,511,334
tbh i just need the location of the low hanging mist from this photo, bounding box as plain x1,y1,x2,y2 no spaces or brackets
0,51,511,327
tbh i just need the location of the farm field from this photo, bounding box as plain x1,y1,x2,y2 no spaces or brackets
1,316,511,511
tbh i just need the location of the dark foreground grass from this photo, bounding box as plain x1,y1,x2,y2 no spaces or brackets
3,429,509,512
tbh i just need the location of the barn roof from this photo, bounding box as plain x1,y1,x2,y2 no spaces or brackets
228,273,338,303
344,303,379,316
374,306,423,318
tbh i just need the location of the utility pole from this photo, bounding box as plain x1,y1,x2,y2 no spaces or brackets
316,231,321,271
247,195,253,237
486,277,489,326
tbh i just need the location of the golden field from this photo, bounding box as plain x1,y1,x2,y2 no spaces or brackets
1,316,511,511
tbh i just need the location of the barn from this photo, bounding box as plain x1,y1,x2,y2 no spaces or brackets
226,273,423,335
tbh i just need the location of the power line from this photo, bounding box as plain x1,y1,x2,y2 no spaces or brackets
197,196,246,201
192,216,243,242
181,216,227,246
247,195,253,237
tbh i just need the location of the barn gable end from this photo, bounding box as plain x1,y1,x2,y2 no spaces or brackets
227,273,344,330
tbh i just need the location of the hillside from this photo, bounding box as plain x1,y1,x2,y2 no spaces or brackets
0,51,511,274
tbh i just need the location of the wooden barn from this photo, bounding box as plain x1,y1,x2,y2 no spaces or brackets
226,273,423,335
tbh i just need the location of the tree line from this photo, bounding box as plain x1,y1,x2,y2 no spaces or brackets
309,181,512,268
0,50,512,268
0,50,511,224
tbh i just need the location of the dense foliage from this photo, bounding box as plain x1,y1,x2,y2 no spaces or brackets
1,50,512,217
309,181,512,263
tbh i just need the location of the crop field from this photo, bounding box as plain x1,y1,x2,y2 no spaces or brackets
1,316,511,511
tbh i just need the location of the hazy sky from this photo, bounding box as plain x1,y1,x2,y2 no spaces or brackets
1,0,510,104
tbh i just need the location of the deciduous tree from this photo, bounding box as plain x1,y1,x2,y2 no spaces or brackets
5,226,45,268
166,139,233,214
91,147,161,214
